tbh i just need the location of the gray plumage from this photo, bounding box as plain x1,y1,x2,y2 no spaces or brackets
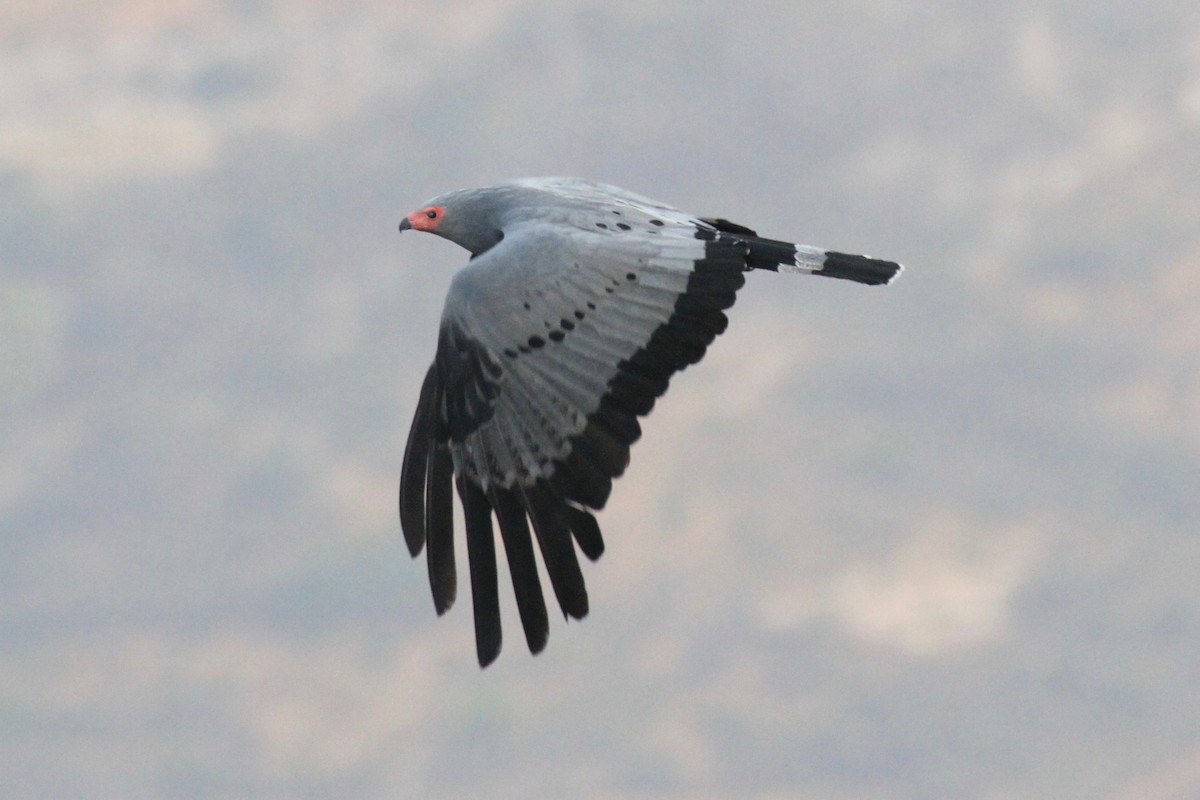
397,177,902,666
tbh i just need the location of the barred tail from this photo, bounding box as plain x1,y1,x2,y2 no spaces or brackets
746,237,902,286
698,220,903,286
795,246,903,285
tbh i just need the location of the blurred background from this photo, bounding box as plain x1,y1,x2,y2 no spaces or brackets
4,2,1200,798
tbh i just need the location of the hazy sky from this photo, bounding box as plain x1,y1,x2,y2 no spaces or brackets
4,2,1200,798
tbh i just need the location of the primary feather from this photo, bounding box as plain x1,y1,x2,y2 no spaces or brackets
397,177,902,666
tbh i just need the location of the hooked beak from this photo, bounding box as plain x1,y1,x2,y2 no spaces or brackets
398,216,412,232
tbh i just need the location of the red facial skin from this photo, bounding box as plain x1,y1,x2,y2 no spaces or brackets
405,205,445,232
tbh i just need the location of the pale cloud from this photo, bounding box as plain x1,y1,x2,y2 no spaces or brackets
0,0,510,196
0,278,81,520
641,703,720,786
1021,280,1091,330
1013,16,1070,110
1115,742,1200,800
1,627,462,781
0,103,220,192
319,458,400,534
701,310,809,417
1095,370,1196,444
995,103,1165,214
0,281,68,405
828,512,1045,656
1154,245,1200,359
186,632,441,780
1070,246,1200,445
1179,16,1200,126
753,512,1049,658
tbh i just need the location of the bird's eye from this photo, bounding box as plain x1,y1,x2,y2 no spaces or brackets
426,209,438,219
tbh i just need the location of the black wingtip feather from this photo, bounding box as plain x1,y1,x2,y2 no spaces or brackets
563,504,605,561
491,487,549,654
573,421,632,481
552,447,613,509
457,476,502,668
818,251,903,285
522,482,588,620
590,398,641,446
561,231,746,513
399,364,441,557
425,443,457,615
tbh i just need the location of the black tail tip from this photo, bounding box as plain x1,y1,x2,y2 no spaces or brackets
820,251,904,286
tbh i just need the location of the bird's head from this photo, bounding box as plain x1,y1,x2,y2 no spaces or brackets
398,205,445,233
399,188,505,256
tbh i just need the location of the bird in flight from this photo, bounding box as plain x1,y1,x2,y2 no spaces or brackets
397,178,902,666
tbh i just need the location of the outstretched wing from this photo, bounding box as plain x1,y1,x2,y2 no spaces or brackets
400,214,747,666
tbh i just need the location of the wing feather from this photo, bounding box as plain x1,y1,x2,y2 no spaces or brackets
405,217,747,664
561,504,605,561
425,441,456,614
551,443,613,509
398,363,439,556
521,480,588,619
490,486,549,653
457,475,501,666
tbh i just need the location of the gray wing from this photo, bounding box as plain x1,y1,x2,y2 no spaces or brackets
507,177,684,214
399,217,748,666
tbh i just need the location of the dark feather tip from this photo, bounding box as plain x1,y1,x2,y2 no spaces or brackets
819,252,903,286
